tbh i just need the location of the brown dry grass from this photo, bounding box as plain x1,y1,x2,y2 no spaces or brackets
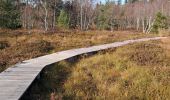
62,40,170,100
0,30,158,72
21,39,170,100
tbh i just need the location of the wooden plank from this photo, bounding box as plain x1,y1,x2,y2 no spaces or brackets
0,37,166,100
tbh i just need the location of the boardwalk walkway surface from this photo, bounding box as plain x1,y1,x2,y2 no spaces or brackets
0,37,166,100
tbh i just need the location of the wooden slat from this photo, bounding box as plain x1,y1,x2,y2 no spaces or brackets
0,37,166,100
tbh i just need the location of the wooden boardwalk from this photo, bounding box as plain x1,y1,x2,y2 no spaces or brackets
0,37,166,100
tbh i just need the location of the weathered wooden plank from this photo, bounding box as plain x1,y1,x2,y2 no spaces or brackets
0,37,166,100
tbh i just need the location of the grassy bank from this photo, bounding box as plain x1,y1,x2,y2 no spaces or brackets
0,30,160,72
21,38,170,100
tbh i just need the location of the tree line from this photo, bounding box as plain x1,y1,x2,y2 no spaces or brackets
0,0,169,33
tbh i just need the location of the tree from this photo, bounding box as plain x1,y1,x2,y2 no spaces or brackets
57,9,69,28
125,0,128,3
96,8,110,30
67,0,95,30
151,12,168,33
128,0,139,3
40,0,49,31
95,2,115,30
48,0,63,30
118,0,122,5
0,0,21,29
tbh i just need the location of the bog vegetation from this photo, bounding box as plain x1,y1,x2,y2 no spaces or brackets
21,39,170,100
0,30,158,72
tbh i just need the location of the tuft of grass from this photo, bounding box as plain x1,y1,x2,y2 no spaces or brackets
63,41,170,100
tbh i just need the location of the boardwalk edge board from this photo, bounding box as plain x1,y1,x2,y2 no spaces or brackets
0,37,167,100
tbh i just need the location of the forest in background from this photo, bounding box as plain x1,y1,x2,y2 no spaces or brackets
0,0,170,33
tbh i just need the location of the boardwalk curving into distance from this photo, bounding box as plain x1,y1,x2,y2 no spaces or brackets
0,37,167,100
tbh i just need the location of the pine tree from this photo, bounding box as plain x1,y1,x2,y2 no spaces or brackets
118,0,122,5
57,9,70,29
128,0,138,3
151,12,168,33
125,0,128,3
0,0,21,29
96,5,111,30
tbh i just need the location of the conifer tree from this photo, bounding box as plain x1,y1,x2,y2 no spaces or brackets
57,9,69,29
0,0,21,29
152,12,168,33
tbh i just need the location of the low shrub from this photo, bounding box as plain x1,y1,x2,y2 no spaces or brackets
119,42,167,66
0,40,54,72
26,40,54,53
0,41,9,50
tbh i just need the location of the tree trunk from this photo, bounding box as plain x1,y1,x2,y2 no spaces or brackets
44,7,48,31
53,0,57,31
80,0,83,30
142,18,146,33
40,0,48,31
136,17,140,31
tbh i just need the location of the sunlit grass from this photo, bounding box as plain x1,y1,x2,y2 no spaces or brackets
21,39,170,99
63,40,170,100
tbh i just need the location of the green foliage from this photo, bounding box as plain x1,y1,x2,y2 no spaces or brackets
128,0,139,3
57,9,70,29
0,0,21,29
96,5,111,30
152,12,168,33
96,11,109,30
